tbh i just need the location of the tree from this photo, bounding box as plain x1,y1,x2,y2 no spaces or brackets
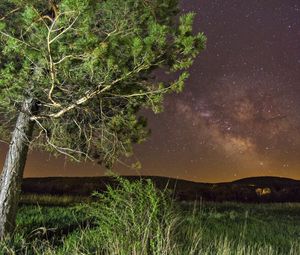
0,0,206,238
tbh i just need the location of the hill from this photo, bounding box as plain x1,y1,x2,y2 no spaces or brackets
21,176,300,203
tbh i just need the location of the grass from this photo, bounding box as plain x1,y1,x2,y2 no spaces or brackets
181,202,300,253
1,177,300,254
20,194,90,206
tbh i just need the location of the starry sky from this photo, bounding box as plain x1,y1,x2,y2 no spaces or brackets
1,0,300,182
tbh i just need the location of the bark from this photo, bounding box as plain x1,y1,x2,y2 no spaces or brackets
0,98,37,239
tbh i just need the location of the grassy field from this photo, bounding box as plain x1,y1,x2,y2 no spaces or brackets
1,178,300,254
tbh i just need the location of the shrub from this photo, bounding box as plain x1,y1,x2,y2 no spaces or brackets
72,176,179,254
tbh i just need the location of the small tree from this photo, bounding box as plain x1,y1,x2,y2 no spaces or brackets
0,0,206,238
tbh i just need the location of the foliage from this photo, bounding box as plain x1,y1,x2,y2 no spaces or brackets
0,0,206,166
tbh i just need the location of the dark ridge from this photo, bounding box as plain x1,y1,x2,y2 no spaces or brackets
232,176,300,186
21,176,300,203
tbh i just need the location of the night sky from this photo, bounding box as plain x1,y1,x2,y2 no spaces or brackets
1,0,300,182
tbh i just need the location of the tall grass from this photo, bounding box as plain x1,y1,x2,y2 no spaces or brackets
60,176,198,255
1,176,300,254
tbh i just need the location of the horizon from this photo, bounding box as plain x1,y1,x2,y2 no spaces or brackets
21,172,300,184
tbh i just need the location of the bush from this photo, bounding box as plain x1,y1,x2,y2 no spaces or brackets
70,176,180,254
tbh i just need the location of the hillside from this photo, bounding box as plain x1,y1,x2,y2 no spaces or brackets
21,176,300,203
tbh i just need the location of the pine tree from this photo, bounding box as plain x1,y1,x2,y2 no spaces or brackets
0,0,206,238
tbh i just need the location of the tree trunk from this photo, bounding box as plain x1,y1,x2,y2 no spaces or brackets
0,98,37,239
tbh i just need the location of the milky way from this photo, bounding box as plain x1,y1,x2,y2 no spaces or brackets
135,0,300,182
1,0,299,182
